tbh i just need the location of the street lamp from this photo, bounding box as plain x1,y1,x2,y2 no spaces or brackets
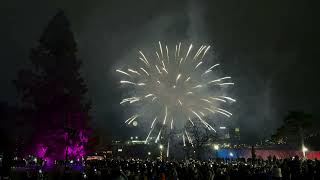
148,152,151,155
302,145,308,158
159,144,164,161
214,144,219,158
229,152,234,157
159,144,164,149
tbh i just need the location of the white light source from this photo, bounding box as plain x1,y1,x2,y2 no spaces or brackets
159,144,163,149
148,152,151,155
219,126,226,129
132,121,138,126
302,145,308,157
130,137,133,140
302,146,308,152
118,149,123,152
229,152,234,157
135,136,138,139
213,144,219,150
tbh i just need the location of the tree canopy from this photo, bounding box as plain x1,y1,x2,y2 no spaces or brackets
14,11,91,160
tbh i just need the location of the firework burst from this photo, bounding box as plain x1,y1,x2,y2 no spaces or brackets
116,42,236,151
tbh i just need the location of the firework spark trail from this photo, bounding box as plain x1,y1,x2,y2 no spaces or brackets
215,110,231,118
120,97,140,104
137,83,146,86
166,45,169,63
184,44,193,62
125,114,139,124
178,42,181,58
139,51,150,66
201,98,213,104
194,61,203,70
193,46,204,60
205,107,231,118
216,108,233,116
156,52,161,62
117,42,235,145
116,69,132,77
155,65,162,74
175,45,178,60
219,82,235,86
209,97,227,103
200,46,211,60
188,117,194,126
120,80,136,85
176,74,181,84
162,106,168,125
185,130,194,147
145,94,154,98
128,68,141,76
145,127,154,144
167,141,170,157
170,118,174,129
182,134,186,146
192,85,202,89
151,117,158,128
140,68,150,76
191,110,216,132
221,96,236,102
155,130,162,143
159,41,164,59
208,77,231,84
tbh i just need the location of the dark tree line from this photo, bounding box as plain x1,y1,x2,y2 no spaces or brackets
271,111,320,149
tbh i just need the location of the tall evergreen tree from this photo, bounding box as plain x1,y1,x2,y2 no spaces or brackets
14,11,91,160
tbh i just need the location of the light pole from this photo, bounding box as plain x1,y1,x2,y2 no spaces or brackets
302,145,308,158
147,152,151,159
213,144,219,158
159,144,163,161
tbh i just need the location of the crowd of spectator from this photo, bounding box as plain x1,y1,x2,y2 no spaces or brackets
1,154,320,179
84,156,320,180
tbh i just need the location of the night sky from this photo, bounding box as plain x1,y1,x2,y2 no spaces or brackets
1,0,319,143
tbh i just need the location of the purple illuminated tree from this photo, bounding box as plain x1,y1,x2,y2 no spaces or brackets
14,11,91,161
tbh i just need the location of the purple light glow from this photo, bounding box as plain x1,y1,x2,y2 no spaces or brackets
36,144,48,158
29,112,91,163
34,129,89,162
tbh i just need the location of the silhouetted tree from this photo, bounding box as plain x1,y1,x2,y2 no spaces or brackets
272,111,312,148
185,120,217,159
0,102,16,152
14,11,91,160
